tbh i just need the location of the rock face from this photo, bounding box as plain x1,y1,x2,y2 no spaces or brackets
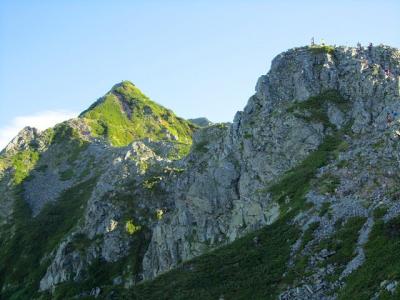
1,44,400,299
2,126,39,154
143,44,400,280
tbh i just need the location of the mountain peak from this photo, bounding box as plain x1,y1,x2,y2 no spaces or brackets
110,80,142,97
79,81,195,149
2,126,39,154
188,117,213,127
110,80,136,90
2,44,400,299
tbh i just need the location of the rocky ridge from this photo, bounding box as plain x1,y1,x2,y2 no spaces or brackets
0,44,400,299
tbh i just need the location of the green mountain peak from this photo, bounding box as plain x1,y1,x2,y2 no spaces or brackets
79,81,196,152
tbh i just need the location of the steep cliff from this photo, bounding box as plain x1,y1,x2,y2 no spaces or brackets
1,44,400,300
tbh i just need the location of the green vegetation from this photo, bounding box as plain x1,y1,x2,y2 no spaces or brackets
309,45,335,55
372,64,380,76
285,223,317,284
69,233,92,253
0,120,94,298
301,221,320,250
287,90,348,129
0,177,98,299
0,146,41,185
193,140,209,153
254,108,346,286
47,121,348,299
339,217,400,299
269,132,343,214
167,142,192,160
155,209,164,220
0,127,52,180
125,220,141,235
318,173,340,195
163,167,185,175
337,159,350,169
287,216,365,287
319,202,331,217
1,87,364,299
81,81,195,158
142,176,162,190
51,123,89,164
319,217,366,268
244,132,253,139
373,138,385,150
262,94,352,285
123,216,299,300
373,206,388,219
286,254,310,284
46,227,151,300
336,140,350,153
11,149,40,184
60,168,75,181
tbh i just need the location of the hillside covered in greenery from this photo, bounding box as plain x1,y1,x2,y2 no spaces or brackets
1,44,400,300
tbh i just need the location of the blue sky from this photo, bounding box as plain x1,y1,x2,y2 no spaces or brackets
1,0,399,148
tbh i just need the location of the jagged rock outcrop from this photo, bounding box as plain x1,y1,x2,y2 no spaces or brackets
2,126,39,155
1,44,400,299
142,45,400,281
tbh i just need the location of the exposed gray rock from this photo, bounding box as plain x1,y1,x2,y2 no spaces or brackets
2,126,39,154
2,44,400,297
340,217,374,279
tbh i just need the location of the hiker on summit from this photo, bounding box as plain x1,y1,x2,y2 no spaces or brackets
368,43,373,53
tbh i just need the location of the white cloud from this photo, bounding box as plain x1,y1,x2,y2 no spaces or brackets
0,110,78,151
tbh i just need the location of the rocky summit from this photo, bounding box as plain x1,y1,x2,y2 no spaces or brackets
1,44,400,300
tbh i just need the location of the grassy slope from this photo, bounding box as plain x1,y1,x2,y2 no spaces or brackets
0,90,362,299
0,122,87,185
120,132,343,300
51,94,345,300
0,124,96,299
0,177,98,299
339,216,400,299
47,216,298,300
81,81,195,157
33,90,345,299
0,82,196,299
121,91,348,299
0,129,52,185
128,216,299,300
